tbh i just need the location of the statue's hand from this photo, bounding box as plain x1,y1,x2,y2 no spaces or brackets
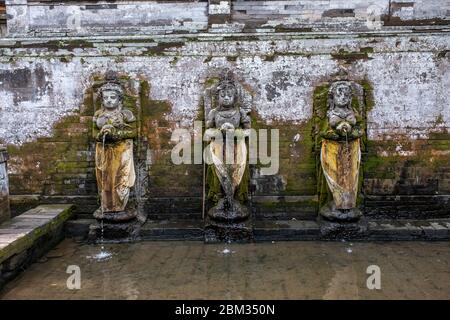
233,129,248,140
220,122,235,131
99,124,115,138
321,130,340,140
204,128,221,142
111,118,123,128
336,121,352,136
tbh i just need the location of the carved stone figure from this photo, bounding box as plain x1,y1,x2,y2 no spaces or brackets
93,76,137,222
0,147,10,224
319,81,364,223
203,70,252,242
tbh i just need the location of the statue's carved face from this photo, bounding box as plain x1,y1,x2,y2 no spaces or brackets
102,90,121,110
218,85,236,108
333,84,352,107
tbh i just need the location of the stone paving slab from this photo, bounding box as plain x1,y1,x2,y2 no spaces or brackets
0,204,74,264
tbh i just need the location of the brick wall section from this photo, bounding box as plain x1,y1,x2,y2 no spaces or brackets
5,112,98,215
363,135,450,219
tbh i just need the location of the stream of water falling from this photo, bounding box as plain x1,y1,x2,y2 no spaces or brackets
101,134,106,250
88,134,112,262
346,129,349,145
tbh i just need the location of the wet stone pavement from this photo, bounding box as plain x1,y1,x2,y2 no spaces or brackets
0,239,449,299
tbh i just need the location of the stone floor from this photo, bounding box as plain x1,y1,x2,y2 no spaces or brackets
1,239,449,299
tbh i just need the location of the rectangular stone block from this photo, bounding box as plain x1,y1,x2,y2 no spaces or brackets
5,0,29,36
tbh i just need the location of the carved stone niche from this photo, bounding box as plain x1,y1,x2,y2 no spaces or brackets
0,147,10,224
87,71,146,242
202,69,253,243
313,79,370,239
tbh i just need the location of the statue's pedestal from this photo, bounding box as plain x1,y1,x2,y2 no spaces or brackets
93,208,138,222
88,219,141,243
204,218,253,243
204,199,253,242
204,199,253,243
318,215,368,240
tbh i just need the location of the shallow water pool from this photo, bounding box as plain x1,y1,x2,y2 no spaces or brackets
1,239,449,299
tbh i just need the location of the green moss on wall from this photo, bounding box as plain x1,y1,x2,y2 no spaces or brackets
6,109,94,199
250,109,317,198
143,42,184,56
17,39,94,50
331,48,373,62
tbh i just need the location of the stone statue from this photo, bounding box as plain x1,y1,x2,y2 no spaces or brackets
93,77,137,222
0,146,10,224
319,81,364,222
203,70,252,241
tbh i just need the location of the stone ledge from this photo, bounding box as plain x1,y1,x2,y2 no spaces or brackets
0,204,74,264
66,218,205,241
65,217,450,241
255,219,450,241
1,29,449,45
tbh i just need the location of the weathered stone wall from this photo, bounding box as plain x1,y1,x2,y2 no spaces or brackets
6,0,209,37
5,0,450,37
0,1,6,38
0,0,449,220
231,0,449,31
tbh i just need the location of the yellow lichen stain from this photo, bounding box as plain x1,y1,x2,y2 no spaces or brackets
321,139,360,209
95,139,135,212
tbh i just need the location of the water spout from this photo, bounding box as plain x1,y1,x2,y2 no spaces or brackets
99,134,107,252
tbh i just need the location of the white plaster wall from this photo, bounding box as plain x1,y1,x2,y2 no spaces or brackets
0,33,448,145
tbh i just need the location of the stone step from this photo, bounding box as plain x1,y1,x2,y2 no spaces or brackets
367,219,450,240
65,218,92,239
0,204,74,288
140,220,204,241
254,220,320,240
65,217,450,241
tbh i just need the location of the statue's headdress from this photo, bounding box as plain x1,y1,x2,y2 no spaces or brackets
328,81,352,97
216,69,236,92
328,81,352,110
99,71,124,98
